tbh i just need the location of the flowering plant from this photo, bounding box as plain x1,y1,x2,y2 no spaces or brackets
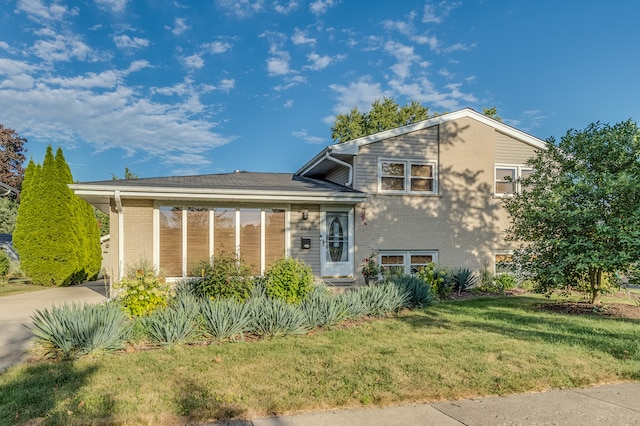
360,253,381,278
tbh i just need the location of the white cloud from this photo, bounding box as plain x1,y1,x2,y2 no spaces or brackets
266,50,292,76
0,69,233,170
274,75,305,91
95,0,128,13
384,41,420,80
114,34,150,50
127,60,151,72
304,52,344,71
0,74,35,90
0,42,16,54
310,0,336,15
423,1,461,24
217,0,265,17
291,28,315,45
292,129,325,144
16,0,76,22
0,59,33,75
328,77,390,115
168,17,189,35
388,78,477,110
283,99,293,108
217,79,235,91
32,33,92,62
183,54,204,69
274,0,298,14
202,41,232,54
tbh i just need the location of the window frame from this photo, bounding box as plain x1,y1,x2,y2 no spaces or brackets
494,250,514,275
494,164,534,196
378,250,438,276
378,158,437,195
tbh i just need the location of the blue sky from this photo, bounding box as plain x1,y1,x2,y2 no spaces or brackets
1,0,639,182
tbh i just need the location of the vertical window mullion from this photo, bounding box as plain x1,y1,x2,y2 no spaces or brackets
209,209,214,263
182,208,187,277
235,209,241,259
260,209,266,275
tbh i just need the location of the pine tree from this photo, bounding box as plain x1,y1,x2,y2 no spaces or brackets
13,159,38,263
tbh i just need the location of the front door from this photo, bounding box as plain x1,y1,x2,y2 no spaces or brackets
321,209,354,277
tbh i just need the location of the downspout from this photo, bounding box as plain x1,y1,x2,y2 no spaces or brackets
115,190,124,282
323,151,354,187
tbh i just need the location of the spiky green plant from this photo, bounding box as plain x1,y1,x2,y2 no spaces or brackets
142,305,199,346
29,302,129,359
352,282,410,316
200,298,251,341
451,267,478,295
247,297,309,337
391,275,434,308
300,286,348,328
339,289,369,319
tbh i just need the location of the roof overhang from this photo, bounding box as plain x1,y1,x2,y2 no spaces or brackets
70,184,368,212
0,181,19,197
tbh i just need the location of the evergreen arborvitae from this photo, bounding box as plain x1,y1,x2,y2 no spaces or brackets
14,146,102,286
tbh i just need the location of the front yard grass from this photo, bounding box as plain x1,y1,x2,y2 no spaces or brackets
0,279,44,297
1,295,639,425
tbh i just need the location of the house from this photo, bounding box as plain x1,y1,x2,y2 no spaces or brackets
70,108,546,285
0,182,19,198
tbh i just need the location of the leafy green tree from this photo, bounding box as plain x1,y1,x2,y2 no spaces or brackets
482,106,503,122
331,97,430,142
0,124,27,193
13,159,39,263
111,167,139,180
0,197,18,233
504,120,640,304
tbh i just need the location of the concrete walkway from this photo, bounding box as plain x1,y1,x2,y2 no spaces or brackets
211,382,640,425
0,280,107,373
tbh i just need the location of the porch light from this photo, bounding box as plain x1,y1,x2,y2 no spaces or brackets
301,209,309,220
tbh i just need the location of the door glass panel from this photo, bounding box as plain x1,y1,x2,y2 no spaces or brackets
327,212,348,262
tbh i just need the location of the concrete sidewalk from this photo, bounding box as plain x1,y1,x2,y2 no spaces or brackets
212,382,640,425
0,280,107,373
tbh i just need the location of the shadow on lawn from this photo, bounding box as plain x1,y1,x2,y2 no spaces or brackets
173,376,247,422
400,296,640,366
0,361,118,425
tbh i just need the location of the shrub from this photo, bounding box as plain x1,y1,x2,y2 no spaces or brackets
300,286,348,328
114,272,170,317
191,251,254,302
142,304,200,346
247,296,309,337
494,273,517,292
200,298,251,341
340,290,369,319
0,250,9,279
391,275,434,308
451,267,477,295
29,302,129,359
263,257,314,304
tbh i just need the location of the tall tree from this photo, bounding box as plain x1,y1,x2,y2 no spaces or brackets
14,146,101,286
0,197,18,234
331,98,430,143
504,120,640,304
482,106,503,122
0,124,27,192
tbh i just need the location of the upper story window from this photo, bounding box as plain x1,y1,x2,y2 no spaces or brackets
379,159,437,194
495,165,534,196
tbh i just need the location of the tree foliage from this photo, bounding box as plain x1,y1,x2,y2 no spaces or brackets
504,120,640,303
13,146,101,286
0,124,27,193
331,98,431,143
0,197,18,234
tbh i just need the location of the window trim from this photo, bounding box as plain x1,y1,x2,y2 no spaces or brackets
494,250,514,275
494,164,534,196
378,250,439,276
378,158,437,195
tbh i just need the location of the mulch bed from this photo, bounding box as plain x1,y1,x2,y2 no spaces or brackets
537,301,640,320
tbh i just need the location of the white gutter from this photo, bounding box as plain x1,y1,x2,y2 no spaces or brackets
298,150,354,187
115,190,124,281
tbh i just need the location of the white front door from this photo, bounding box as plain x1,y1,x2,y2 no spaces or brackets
320,208,354,277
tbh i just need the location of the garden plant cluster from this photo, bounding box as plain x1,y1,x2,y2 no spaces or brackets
28,254,436,361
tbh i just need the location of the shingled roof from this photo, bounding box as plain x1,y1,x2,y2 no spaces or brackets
70,171,367,212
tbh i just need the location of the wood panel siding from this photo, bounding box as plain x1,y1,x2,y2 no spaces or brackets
290,204,320,275
325,166,350,186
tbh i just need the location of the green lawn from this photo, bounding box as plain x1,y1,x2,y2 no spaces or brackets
1,295,638,425
0,279,44,297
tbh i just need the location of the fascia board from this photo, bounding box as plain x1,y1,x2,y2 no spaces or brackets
70,186,367,204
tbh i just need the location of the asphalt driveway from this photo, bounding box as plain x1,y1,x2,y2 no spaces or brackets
0,280,107,373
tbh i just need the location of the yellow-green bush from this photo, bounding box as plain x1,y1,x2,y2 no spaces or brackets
114,272,170,317
263,257,313,304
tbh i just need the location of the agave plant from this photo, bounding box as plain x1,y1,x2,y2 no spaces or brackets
29,302,129,359
451,268,478,295
391,275,434,308
348,282,410,317
142,305,200,346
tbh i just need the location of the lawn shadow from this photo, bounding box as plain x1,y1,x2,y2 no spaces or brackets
0,361,117,425
172,376,247,423
400,296,640,363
